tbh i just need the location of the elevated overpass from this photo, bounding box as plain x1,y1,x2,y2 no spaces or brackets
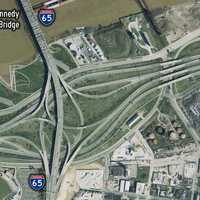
17,0,64,199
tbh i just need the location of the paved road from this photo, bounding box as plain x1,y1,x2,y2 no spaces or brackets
72,63,200,159
168,93,200,145
18,1,64,199
1,5,200,199
1,43,200,180
58,61,200,186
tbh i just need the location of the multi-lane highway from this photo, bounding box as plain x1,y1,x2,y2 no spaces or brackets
18,0,64,199
0,1,200,199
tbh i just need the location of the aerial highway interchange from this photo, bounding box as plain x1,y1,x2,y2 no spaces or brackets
0,0,200,200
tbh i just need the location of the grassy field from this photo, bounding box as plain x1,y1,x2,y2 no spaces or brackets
178,41,200,58
41,0,140,41
94,23,147,59
0,0,190,79
0,178,11,199
0,0,35,79
137,166,150,183
76,90,160,159
0,82,27,104
15,59,46,94
17,168,45,200
0,120,41,151
51,44,77,69
41,0,190,41
174,75,200,94
73,83,138,125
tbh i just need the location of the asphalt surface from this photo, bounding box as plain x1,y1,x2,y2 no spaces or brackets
0,2,200,200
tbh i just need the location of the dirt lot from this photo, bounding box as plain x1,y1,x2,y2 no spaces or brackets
153,1,200,42
57,162,103,200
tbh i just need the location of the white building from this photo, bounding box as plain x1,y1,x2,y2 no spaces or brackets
184,162,197,179
119,180,130,192
111,134,151,161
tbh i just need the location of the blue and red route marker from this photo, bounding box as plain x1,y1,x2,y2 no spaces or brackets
29,174,46,191
38,8,56,26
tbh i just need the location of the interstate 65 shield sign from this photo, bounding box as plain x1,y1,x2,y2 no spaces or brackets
29,174,46,191
38,9,56,26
